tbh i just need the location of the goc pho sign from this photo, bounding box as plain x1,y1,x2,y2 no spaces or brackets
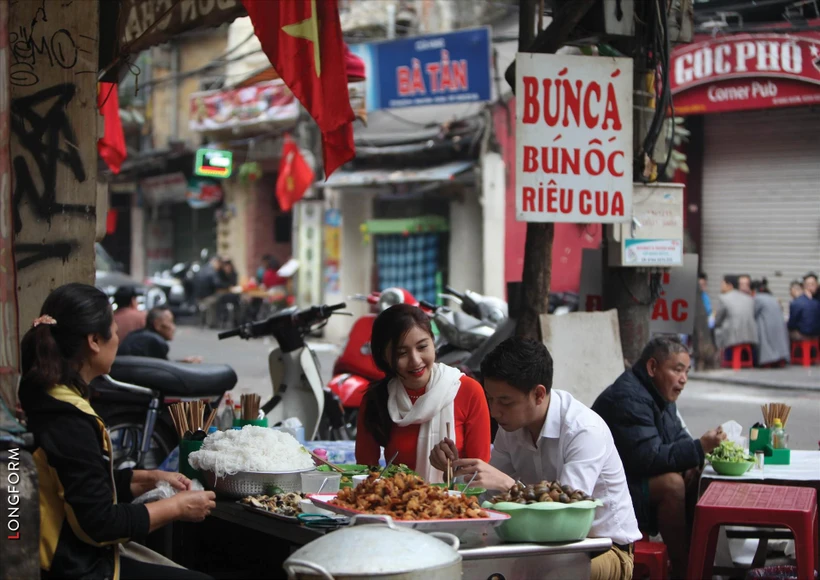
515,54,633,224
670,33,820,114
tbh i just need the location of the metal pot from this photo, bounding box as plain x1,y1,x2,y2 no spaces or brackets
283,515,462,580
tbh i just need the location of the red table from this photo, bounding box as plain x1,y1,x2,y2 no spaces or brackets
688,482,818,580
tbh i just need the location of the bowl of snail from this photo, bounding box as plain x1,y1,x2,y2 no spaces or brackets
482,480,603,543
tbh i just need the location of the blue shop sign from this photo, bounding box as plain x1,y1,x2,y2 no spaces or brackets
351,27,492,110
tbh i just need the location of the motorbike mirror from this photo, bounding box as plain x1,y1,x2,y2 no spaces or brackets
439,293,463,306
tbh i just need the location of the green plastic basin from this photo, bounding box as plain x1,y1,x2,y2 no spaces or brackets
710,459,753,476
482,499,603,543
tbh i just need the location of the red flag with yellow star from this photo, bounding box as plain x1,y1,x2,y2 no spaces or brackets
242,0,355,177
276,135,315,212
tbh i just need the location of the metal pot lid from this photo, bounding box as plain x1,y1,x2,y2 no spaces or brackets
285,516,461,576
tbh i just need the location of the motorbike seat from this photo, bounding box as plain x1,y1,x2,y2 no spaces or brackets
452,311,484,332
110,356,237,397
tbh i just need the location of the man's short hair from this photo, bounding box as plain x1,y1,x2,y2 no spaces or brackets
723,275,739,289
804,272,819,283
698,272,707,281
113,286,138,309
146,306,171,330
481,337,553,395
638,336,690,367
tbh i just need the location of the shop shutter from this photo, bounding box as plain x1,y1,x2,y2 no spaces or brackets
701,107,820,310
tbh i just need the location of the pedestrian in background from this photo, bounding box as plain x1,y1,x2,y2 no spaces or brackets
752,279,790,367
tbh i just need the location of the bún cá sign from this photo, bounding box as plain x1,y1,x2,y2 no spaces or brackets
516,54,633,224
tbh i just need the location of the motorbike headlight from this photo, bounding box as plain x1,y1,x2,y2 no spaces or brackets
145,286,167,309
377,288,404,312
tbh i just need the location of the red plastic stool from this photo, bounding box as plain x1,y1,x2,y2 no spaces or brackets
633,534,669,579
688,483,818,580
791,339,819,367
721,344,755,370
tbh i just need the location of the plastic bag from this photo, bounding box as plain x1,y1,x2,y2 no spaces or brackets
132,479,205,505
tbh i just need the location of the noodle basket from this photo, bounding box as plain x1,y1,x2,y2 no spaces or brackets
202,467,315,498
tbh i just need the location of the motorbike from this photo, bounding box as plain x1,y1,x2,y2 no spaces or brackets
145,249,215,318
218,302,349,441
90,357,237,470
426,286,509,372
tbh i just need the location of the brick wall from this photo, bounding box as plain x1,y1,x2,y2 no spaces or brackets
245,173,292,279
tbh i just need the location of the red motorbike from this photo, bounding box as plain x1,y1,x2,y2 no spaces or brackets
327,287,420,439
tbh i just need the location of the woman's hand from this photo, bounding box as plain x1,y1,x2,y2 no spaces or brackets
451,458,515,491
173,490,216,522
131,470,192,497
429,438,459,473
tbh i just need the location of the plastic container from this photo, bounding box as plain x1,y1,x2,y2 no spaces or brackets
233,418,269,428
482,499,603,543
179,439,204,482
301,471,341,494
771,419,789,449
710,459,754,476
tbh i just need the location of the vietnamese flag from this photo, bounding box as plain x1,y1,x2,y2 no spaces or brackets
276,135,315,212
97,82,127,174
242,0,356,177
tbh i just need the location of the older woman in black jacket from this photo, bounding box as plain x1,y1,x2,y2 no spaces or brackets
592,337,726,580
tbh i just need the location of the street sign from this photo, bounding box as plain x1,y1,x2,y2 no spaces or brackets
350,27,492,110
580,251,700,334
194,149,233,179
671,32,820,115
515,54,633,223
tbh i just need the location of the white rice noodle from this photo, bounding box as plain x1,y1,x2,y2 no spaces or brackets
188,426,314,477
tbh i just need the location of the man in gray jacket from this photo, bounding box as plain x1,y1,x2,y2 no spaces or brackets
715,275,758,350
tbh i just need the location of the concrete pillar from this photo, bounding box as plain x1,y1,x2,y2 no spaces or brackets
448,192,483,294
8,0,100,329
481,152,507,299
0,0,20,410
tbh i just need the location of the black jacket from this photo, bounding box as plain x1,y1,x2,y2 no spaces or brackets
117,328,170,359
21,382,150,579
592,364,703,526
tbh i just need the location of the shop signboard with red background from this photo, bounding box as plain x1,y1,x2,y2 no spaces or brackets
671,31,820,114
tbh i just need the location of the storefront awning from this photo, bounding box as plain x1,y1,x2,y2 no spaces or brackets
316,160,475,189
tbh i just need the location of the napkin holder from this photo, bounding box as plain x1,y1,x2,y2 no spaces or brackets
763,445,791,465
749,427,770,453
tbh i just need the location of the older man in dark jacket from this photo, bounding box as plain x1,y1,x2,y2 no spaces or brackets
592,337,726,580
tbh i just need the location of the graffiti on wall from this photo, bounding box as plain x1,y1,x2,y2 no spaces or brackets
10,82,91,269
8,0,98,342
0,0,21,411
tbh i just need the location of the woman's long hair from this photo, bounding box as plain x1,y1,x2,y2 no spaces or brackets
363,304,434,447
20,283,113,400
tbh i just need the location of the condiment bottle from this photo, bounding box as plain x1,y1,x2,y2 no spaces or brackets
218,394,235,431
771,418,789,449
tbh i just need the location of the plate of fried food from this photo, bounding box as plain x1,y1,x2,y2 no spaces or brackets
307,473,510,533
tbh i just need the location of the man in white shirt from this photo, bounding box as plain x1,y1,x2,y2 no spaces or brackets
430,337,642,580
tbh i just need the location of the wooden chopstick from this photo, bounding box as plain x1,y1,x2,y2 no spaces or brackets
306,448,344,472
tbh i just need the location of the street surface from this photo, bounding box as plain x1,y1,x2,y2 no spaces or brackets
171,326,820,450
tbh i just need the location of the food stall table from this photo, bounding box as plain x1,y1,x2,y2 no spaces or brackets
175,500,612,579
459,535,611,580
698,450,820,574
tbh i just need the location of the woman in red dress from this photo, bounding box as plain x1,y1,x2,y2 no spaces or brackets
355,304,491,482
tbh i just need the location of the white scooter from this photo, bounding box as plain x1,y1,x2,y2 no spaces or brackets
218,303,347,441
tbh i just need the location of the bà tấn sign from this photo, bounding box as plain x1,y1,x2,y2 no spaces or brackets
516,54,633,223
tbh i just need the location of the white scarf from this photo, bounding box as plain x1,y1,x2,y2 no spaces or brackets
387,363,462,483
